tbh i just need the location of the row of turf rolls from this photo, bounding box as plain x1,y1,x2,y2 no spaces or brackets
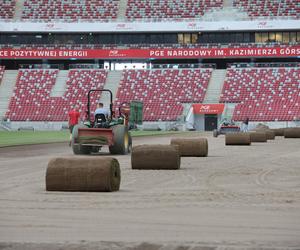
131,138,208,170
225,127,300,146
46,137,209,191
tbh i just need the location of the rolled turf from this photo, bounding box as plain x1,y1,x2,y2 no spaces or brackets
284,127,300,138
271,128,285,136
225,133,251,146
249,131,267,143
46,157,121,192
170,138,208,157
131,144,180,170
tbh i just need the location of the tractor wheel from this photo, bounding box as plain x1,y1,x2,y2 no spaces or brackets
109,125,130,155
80,145,91,155
72,124,91,155
72,124,81,155
213,129,219,137
128,133,132,153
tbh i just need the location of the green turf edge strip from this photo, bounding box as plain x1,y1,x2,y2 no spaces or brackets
0,131,198,148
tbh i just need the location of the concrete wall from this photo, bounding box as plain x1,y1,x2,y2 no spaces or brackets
194,115,205,131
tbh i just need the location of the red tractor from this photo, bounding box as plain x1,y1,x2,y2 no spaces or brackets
71,89,132,155
213,119,240,137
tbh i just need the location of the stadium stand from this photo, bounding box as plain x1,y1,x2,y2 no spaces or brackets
6,69,107,121
278,0,300,17
0,0,298,22
1,42,295,50
126,0,223,20
22,0,119,21
233,0,300,18
6,69,59,121
220,67,300,121
0,0,16,19
60,69,107,119
115,69,212,121
0,66,5,84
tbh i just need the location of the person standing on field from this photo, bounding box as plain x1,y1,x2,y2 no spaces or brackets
243,117,249,132
68,105,80,146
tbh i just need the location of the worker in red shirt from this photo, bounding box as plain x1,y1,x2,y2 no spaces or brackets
68,105,80,146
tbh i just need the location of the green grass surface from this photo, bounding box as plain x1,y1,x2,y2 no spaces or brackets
130,130,182,137
0,131,69,147
0,130,183,147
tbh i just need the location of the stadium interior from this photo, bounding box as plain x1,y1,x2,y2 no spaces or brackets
0,0,299,131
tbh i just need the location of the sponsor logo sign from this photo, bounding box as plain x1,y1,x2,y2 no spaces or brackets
193,104,225,114
0,46,299,59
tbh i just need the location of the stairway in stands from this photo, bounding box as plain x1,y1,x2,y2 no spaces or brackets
203,69,226,104
223,0,233,8
117,0,128,20
50,70,68,97
0,71,18,119
13,0,25,21
100,70,122,108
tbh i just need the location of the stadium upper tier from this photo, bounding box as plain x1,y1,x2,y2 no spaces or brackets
220,67,300,121
0,0,299,21
233,0,299,18
22,0,119,21
125,0,223,20
0,0,16,20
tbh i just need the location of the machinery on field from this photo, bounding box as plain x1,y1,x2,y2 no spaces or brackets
71,89,142,155
119,100,143,130
213,119,240,137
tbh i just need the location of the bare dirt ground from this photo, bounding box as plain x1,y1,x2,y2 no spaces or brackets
0,132,300,250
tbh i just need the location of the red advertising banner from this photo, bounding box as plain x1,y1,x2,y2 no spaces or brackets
193,104,225,114
0,46,299,59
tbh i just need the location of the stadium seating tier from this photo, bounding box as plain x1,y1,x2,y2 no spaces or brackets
22,0,119,21
220,67,300,121
115,69,212,121
1,0,299,21
6,69,107,121
233,0,300,18
126,0,223,20
0,0,16,19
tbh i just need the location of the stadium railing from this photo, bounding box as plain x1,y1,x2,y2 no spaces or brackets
1,42,298,50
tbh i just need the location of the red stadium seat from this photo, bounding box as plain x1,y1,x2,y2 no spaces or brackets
220,67,300,121
114,68,212,121
22,0,119,21
6,69,107,121
233,0,299,18
126,0,223,20
0,0,16,20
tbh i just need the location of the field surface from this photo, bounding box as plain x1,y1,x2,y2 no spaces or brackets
0,130,181,147
0,132,299,250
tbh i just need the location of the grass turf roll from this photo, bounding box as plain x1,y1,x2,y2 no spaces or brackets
225,133,251,146
131,144,180,170
284,128,300,138
264,129,276,140
255,129,275,140
271,128,285,136
170,138,208,157
46,157,121,192
250,132,267,142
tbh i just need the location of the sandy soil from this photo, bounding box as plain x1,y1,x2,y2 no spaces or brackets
0,132,299,250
